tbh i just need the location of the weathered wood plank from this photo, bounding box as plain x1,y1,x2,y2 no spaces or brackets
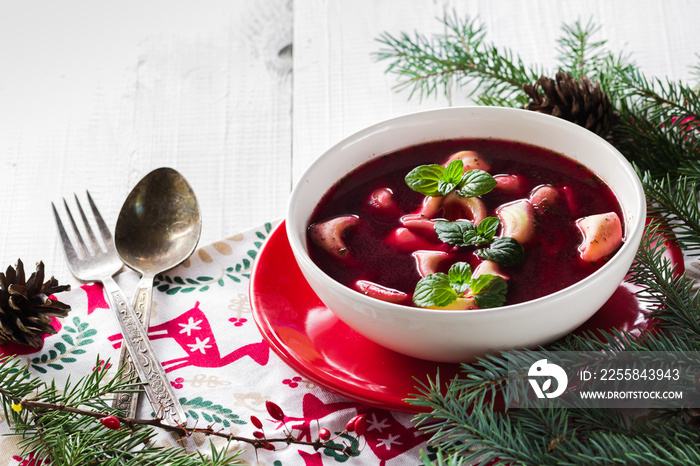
292,0,700,184
0,0,293,279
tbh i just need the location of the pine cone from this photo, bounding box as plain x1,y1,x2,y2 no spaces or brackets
523,71,619,138
0,260,71,348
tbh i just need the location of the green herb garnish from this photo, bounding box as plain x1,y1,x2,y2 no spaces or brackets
448,261,472,294
413,273,459,308
404,164,448,197
434,218,525,267
405,160,496,197
470,273,509,308
435,217,500,247
476,236,526,266
455,168,498,197
413,262,508,309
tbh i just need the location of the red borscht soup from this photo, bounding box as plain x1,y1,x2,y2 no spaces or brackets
306,138,624,310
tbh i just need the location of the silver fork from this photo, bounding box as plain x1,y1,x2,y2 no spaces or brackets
52,191,187,428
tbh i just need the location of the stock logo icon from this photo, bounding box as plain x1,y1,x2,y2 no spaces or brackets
528,359,568,399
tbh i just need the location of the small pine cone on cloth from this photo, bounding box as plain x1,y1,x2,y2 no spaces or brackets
0,259,71,348
523,70,619,138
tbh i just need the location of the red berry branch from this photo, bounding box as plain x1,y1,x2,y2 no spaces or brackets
16,398,366,457
99,415,121,430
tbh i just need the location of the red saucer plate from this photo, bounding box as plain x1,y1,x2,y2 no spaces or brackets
249,221,684,413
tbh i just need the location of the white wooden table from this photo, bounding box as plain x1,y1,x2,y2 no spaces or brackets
0,1,699,463
1,0,698,279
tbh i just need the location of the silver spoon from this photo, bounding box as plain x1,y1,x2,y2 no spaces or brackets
112,167,202,419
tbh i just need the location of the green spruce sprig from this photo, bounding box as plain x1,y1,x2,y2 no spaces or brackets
379,14,700,466
377,15,700,180
555,19,611,80
1,355,366,464
612,73,700,178
640,173,700,255
375,12,542,105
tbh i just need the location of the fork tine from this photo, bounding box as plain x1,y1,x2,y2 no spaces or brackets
73,194,103,253
86,190,114,247
63,198,90,257
52,202,80,262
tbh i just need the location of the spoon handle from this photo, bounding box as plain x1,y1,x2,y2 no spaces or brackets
111,276,163,420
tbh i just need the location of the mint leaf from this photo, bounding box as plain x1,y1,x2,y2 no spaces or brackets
413,273,458,308
471,274,508,308
405,164,445,197
448,262,472,294
435,219,500,247
476,236,526,266
434,220,475,246
470,274,496,294
456,169,497,197
477,216,500,240
437,180,456,196
438,159,464,195
443,159,464,181
414,263,509,309
406,161,497,199
463,216,500,245
461,229,483,246
406,164,496,199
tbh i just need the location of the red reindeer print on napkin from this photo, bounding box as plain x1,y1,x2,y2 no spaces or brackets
108,301,270,372
11,451,46,466
270,394,427,465
80,283,109,315
358,407,427,463
279,394,361,442
298,450,324,465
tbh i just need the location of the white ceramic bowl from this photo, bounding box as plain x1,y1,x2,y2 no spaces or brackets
286,106,645,362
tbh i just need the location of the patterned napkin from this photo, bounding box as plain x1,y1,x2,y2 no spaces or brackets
0,220,428,465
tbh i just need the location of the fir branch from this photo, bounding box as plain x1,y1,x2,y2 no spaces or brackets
421,449,468,466
613,109,700,178
412,373,698,465
610,70,700,177
556,18,609,80
0,355,365,464
552,427,700,465
377,12,700,465
407,219,700,464
377,12,700,179
641,173,700,255
627,220,700,337
0,356,41,408
20,411,238,466
374,12,541,104
13,397,358,456
614,68,700,118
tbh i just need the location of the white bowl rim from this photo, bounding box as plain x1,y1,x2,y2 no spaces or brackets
286,106,646,318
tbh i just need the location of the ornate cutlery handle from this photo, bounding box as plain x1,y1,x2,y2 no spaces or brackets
102,276,187,427
112,277,154,418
